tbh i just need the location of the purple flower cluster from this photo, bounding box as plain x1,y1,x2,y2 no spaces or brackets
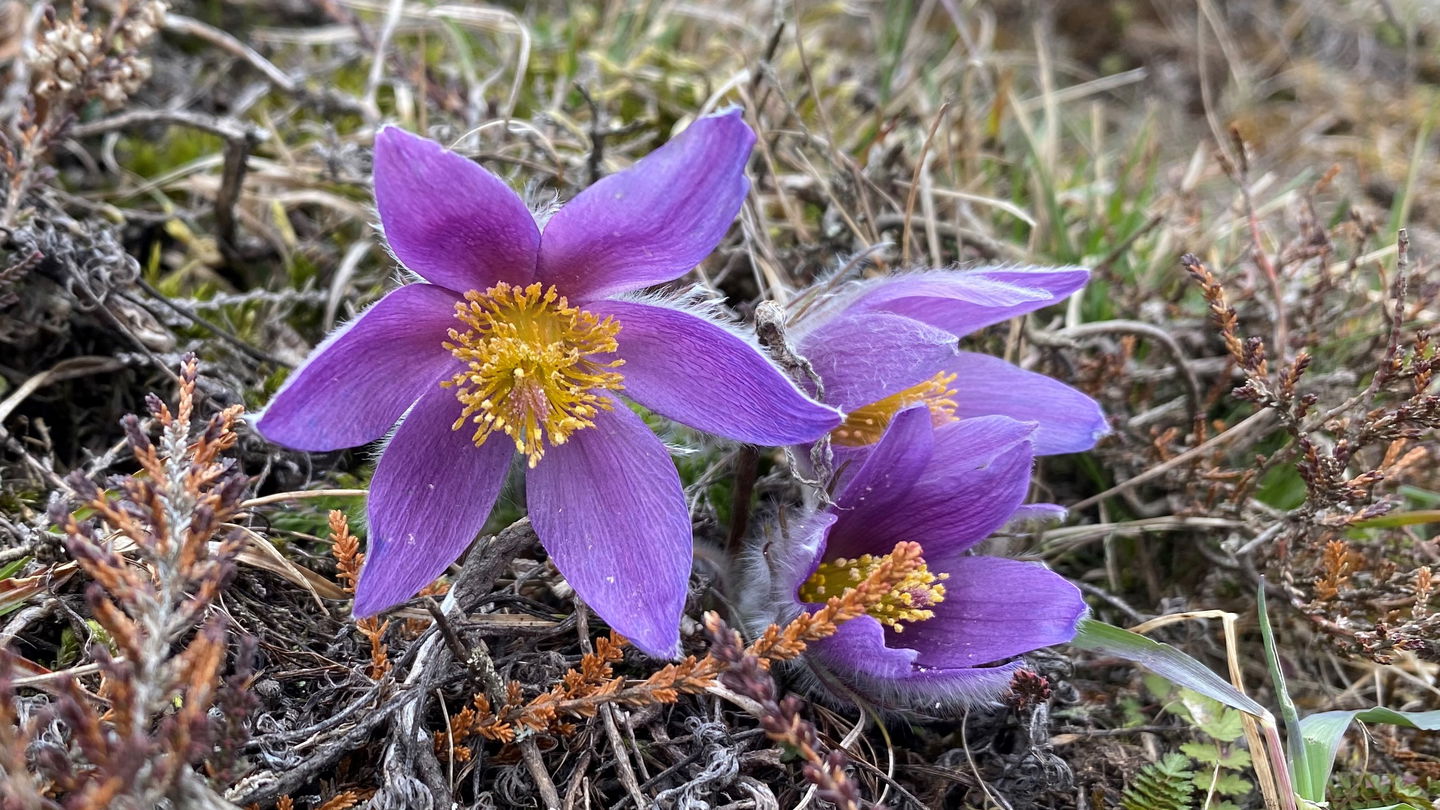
256,108,1105,707
740,407,1090,709
735,262,1108,709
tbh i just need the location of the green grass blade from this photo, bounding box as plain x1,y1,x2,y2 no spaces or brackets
1257,580,1309,798
1297,708,1440,801
1070,619,1268,717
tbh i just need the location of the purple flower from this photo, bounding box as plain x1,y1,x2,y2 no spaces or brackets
740,406,1087,709
255,110,841,658
792,266,1108,456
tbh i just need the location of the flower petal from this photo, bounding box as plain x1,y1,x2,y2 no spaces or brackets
769,510,838,605
850,266,1089,337
798,312,959,411
1002,503,1067,531
254,284,462,451
946,351,1109,454
809,616,917,680
897,556,1086,667
806,615,1021,709
526,398,691,658
374,126,540,292
848,416,1037,562
825,406,934,560
537,109,754,300
354,389,515,616
590,299,840,444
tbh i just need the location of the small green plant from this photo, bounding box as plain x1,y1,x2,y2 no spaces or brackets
1170,693,1255,809
1121,753,1197,810
1135,676,1255,810
1256,584,1440,808
1329,773,1437,810
1075,606,1440,810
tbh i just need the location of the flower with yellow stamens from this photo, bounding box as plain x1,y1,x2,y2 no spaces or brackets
738,406,1087,710
255,110,841,658
790,265,1109,459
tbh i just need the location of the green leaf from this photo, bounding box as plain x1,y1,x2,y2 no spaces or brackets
1180,741,1223,765
1349,509,1440,528
1296,707,1440,801
1210,771,1254,796
1121,753,1196,810
1258,581,1308,793
1192,766,1251,810
1119,695,1149,728
0,556,28,581
1178,689,1246,742
55,627,81,669
1142,672,1176,702
1217,747,1251,770
1070,619,1269,718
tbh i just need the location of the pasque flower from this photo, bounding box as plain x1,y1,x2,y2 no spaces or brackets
740,406,1087,709
791,266,1108,456
255,110,840,657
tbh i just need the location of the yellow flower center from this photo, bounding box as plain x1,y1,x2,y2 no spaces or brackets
798,547,949,632
831,371,959,446
442,282,625,468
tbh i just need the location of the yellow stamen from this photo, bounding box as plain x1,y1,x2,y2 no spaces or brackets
798,547,949,632
831,371,958,446
442,282,624,467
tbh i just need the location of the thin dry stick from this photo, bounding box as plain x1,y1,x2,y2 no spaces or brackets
0,356,126,424
240,489,368,509
1228,126,1290,359
1070,409,1277,512
901,101,951,266
362,0,406,121
519,739,563,810
575,607,646,808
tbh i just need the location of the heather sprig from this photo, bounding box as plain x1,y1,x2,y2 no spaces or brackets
432,544,928,806
2,354,253,809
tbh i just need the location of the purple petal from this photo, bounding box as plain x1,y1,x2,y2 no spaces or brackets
537,109,754,300
1002,503,1067,531
806,615,1021,709
770,510,839,603
808,616,917,680
526,398,691,658
354,389,515,616
254,284,462,451
946,352,1109,455
374,126,540,293
840,416,1037,563
897,556,1086,667
591,300,840,445
797,313,959,411
850,266,1089,337
825,407,934,559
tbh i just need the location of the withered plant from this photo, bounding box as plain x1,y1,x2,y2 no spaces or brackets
0,354,253,810
1182,224,1440,662
3,0,166,227
427,539,930,809
329,511,390,682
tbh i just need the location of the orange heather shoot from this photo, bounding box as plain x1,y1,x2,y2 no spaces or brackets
799,545,949,632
